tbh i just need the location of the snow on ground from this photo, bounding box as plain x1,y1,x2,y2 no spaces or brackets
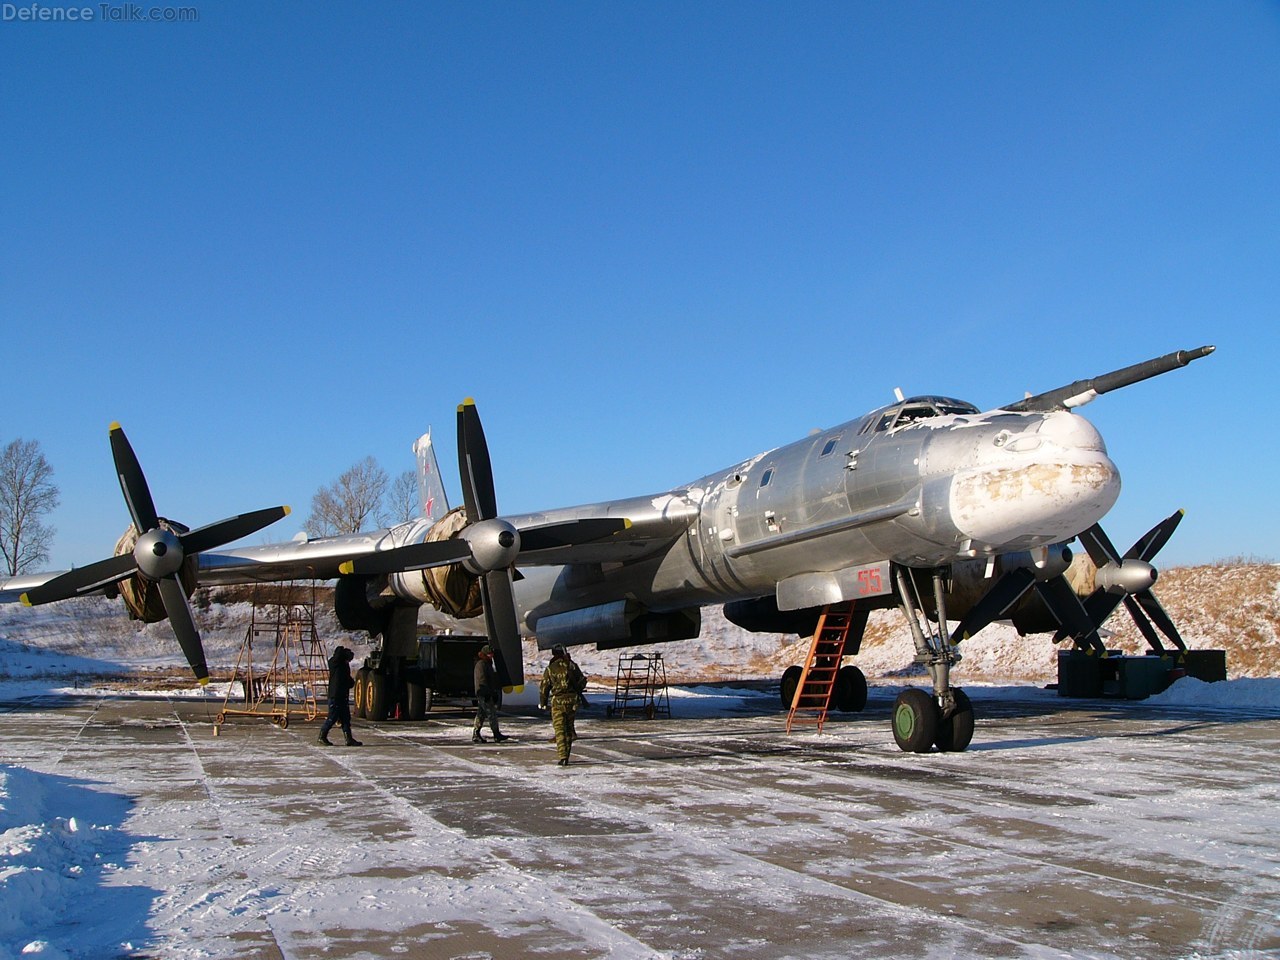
1,570,1278,957
2,676,1278,960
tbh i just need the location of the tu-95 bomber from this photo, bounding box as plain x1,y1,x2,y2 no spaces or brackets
3,345,1215,752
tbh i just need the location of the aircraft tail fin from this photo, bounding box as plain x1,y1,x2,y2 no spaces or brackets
412,430,450,522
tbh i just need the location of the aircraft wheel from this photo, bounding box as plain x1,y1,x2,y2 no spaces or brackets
833,665,868,713
935,688,975,753
279,716,289,730
407,682,429,721
780,665,803,709
367,671,390,721
354,668,370,719
892,688,938,753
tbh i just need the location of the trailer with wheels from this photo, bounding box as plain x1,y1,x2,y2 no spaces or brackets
353,634,488,721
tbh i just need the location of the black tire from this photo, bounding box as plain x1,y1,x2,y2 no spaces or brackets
407,682,428,721
833,664,868,713
892,688,938,753
780,665,803,709
354,668,370,720
935,688,975,753
368,670,390,722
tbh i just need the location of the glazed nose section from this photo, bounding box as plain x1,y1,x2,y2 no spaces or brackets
949,412,1121,548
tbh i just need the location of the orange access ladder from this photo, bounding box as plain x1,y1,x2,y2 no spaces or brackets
786,602,857,733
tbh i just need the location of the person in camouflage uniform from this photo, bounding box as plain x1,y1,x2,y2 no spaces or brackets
540,644,587,765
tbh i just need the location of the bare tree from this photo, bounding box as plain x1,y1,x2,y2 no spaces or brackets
0,438,60,576
304,456,389,537
388,470,419,525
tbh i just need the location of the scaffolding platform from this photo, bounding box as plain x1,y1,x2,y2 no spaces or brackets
214,583,329,734
606,653,671,719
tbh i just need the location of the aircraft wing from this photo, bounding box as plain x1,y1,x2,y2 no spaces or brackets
0,571,68,604
195,491,698,585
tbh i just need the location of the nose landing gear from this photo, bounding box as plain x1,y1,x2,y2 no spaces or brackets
892,565,975,753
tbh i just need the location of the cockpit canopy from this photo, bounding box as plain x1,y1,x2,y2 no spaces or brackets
859,396,980,434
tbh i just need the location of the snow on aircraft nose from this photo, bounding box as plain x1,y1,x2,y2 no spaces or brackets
947,411,1120,549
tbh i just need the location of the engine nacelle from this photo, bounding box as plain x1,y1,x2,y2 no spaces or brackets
383,507,484,620
723,596,824,637
944,543,1084,635
334,574,393,637
534,600,700,651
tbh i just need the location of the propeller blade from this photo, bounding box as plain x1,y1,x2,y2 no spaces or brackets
1077,523,1122,568
1061,589,1126,644
181,506,291,555
339,539,474,576
480,569,524,688
20,554,138,606
457,399,498,522
1131,589,1187,651
519,517,631,552
1034,575,1104,651
109,423,159,533
950,566,1035,643
1122,594,1166,652
1126,509,1185,562
156,574,209,683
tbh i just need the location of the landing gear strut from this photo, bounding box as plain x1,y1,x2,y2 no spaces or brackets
891,566,975,753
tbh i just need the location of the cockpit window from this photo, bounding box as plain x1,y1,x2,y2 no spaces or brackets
760,468,774,487
819,437,840,457
861,396,980,433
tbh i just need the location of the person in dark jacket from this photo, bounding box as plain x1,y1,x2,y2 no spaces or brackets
319,646,362,747
471,645,509,743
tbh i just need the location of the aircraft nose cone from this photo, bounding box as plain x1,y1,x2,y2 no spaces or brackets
949,413,1120,548
1035,409,1108,454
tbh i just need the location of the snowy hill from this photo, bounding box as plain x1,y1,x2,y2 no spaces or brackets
0,563,1276,685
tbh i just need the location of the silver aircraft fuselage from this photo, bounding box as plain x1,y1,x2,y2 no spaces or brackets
501,398,1119,632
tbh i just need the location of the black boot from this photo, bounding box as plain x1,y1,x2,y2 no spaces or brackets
472,731,485,743
344,735,363,747
318,732,333,746
492,731,510,743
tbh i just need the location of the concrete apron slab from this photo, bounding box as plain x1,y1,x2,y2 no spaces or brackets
1,689,1276,959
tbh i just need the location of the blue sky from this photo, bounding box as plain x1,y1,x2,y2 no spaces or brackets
2,1,1276,571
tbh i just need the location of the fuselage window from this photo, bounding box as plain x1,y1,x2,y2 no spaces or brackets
820,437,840,457
760,468,774,487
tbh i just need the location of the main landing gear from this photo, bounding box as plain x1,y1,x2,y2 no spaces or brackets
891,566,974,753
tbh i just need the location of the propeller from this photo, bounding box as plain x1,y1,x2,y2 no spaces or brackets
949,545,1105,652
1060,510,1187,652
338,400,630,690
20,423,290,684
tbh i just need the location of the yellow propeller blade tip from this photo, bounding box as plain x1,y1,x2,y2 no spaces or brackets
622,518,633,530
338,561,354,575
458,397,476,411
108,421,122,432
198,677,210,686
503,684,524,695
19,593,32,607
283,505,292,516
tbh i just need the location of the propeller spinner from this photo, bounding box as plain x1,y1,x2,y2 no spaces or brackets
20,423,290,684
